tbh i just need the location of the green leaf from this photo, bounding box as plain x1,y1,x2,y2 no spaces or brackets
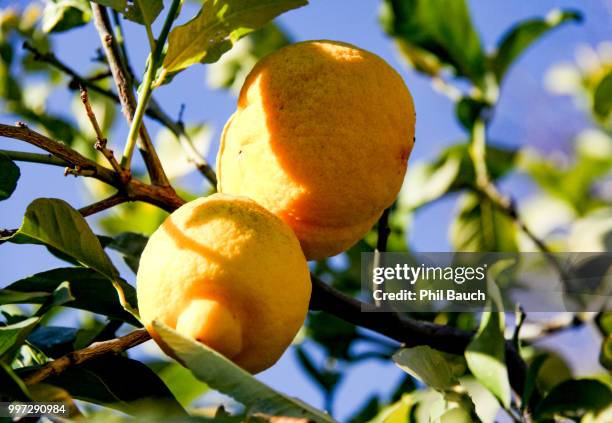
148,361,209,408
347,395,379,423
44,355,186,416
401,143,516,210
27,326,80,358
41,0,91,33
0,362,31,401
153,321,334,422
534,379,612,419
35,280,75,316
465,295,511,409
0,151,20,201
600,335,612,371
90,0,163,25
392,346,457,392
0,317,39,361
28,384,81,418
5,268,139,326
9,198,119,281
162,0,308,76
0,289,49,305
295,346,340,394
521,354,548,410
207,22,291,92
105,232,149,273
491,9,582,82
456,97,489,130
379,0,486,85
450,192,518,252
593,71,612,123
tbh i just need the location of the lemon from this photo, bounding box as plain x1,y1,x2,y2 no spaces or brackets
137,193,311,373
217,40,416,259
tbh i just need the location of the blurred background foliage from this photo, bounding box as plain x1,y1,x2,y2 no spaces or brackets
0,0,611,422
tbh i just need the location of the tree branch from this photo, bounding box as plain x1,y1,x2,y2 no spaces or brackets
90,3,170,187
0,122,117,185
79,192,127,217
79,84,126,179
23,41,217,186
309,276,529,399
0,149,68,167
0,123,185,212
21,329,151,385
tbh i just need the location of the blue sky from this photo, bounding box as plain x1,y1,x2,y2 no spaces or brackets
1,0,611,421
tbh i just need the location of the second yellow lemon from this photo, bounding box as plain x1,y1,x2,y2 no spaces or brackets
217,40,416,260
137,194,311,373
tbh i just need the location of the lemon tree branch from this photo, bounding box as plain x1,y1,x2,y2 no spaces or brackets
121,0,183,171
21,329,151,385
0,123,184,213
90,3,170,187
23,41,217,186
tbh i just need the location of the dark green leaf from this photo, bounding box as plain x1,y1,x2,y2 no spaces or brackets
347,395,379,423
456,97,489,130
593,71,612,122
0,362,30,401
106,232,149,273
534,379,612,419
0,153,21,201
0,152,20,201
44,355,186,416
521,354,548,410
5,267,139,326
393,346,457,392
162,0,308,76
380,0,486,85
41,0,91,33
306,312,358,360
90,0,163,25
0,317,39,361
295,346,340,394
9,198,119,281
35,281,75,317
450,192,518,252
153,321,334,422
0,289,49,305
27,326,97,358
491,10,582,81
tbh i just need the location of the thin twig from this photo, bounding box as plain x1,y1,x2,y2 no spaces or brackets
79,193,126,217
0,149,68,167
1,122,116,185
0,123,185,212
469,119,572,286
22,329,151,385
120,0,182,170
90,3,170,187
308,276,530,400
376,207,391,252
79,84,126,180
23,41,217,186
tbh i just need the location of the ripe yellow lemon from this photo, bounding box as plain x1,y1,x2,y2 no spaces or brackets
217,40,416,260
136,193,311,373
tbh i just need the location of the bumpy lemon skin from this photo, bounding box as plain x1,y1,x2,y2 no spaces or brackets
136,193,311,374
217,40,416,260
